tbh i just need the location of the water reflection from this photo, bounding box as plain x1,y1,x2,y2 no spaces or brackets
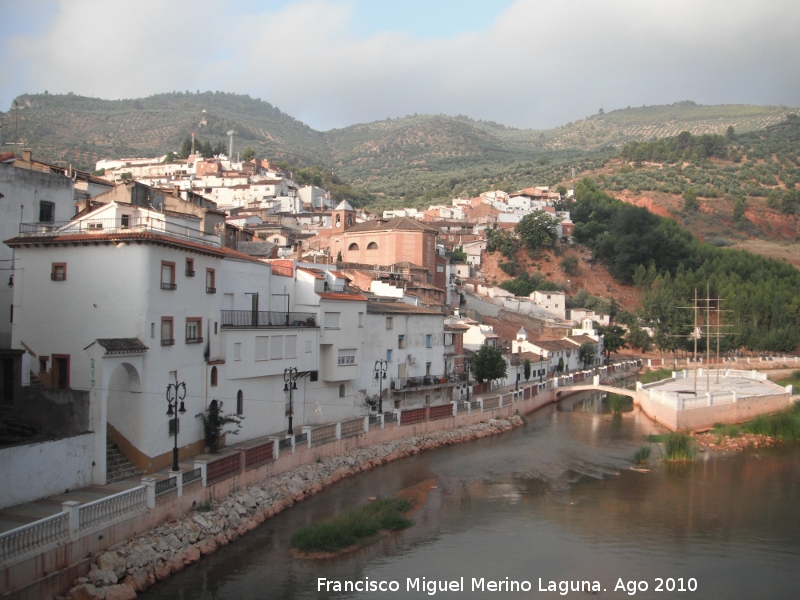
142,391,800,600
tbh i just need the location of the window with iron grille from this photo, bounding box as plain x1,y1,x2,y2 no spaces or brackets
51,263,66,281
161,317,174,346
186,318,202,343
161,262,176,290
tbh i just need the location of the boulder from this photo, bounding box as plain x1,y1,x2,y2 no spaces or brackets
67,583,105,600
103,584,137,600
183,545,201,565
96,553,128,579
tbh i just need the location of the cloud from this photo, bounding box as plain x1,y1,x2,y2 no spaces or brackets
3,0,800,130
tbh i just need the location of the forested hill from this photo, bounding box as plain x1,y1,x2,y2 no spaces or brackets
1,93,791,191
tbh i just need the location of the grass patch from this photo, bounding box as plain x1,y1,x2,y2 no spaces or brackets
633,445,651,464
639,369,674,384
774,370,800,388
711,423,742,438
646,433,670,443
664,433,695,461
741,401,800,440
291,497,413,554
606,393,633,414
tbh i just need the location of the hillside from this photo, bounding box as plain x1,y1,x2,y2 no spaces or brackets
1,93,792,201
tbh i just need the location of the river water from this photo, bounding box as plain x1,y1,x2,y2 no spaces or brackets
142,391,800,599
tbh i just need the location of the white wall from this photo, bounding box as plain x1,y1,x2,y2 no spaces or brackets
0,433,95,509
0,164,75,348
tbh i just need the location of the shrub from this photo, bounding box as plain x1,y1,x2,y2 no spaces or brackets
664,433,694,461
633,446,651,464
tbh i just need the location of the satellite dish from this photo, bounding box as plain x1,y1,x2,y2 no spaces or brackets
153,194,164,211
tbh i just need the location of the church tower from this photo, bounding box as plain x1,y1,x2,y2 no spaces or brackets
331,200,356,231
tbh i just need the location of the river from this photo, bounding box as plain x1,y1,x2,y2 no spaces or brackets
141,391,800,599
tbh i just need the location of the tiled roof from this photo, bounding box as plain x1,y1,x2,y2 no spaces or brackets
297,266,325,279
445,323,470,331
567,335,598,346
317,292,367,302
367,301,443,315
96,338,149,354
4,230,265,264
344,216,438,234
534,339,577,352
329,270,351,280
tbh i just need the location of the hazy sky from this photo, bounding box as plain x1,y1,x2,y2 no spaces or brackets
2,0,799,131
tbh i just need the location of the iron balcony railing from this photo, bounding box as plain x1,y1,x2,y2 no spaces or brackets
220,310,317,328
18,216,221,247
390,375,455,390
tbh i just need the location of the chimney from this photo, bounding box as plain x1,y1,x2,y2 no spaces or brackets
22,149,32,163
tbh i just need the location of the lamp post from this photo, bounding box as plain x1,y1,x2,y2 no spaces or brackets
374,359,387,414
284,367,299,434
464,356,472,404
539,352,544,382
166,381,187,472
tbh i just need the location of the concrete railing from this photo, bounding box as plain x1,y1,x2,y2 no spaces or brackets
77,486,148,531
0,511,69,563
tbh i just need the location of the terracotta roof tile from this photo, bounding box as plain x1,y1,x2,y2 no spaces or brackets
317,292,367,302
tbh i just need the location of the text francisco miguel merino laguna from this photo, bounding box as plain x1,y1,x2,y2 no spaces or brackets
317,577,605,595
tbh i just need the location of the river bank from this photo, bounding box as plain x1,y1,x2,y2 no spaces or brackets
62,416,522,600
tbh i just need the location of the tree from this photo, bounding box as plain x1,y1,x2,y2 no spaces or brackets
179,137,193,159
242,146,255,161
163,152,177,163
732,197,746,222
472,345,507,383
578,342,597,369
556,357,564,373
196,400,243,453
596,324,627,364
726,125,735,141
781,191,797,214
640,278,692,360
336,250,342,262
515,211,559,256
560,255,579,275
523,358,531,380
627,323,652,352
683,186,698,211
767,189,781,209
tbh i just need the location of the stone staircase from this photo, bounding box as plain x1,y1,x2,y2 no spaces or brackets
29,371,44,388
106,439,140,484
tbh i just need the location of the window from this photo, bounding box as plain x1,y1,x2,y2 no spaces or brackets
305,340,313,353
398,335,405,349
237,390,243,415
358,312,364,327
339,383,346,397
210,366,218,387
185,258,195,276
271,336,283,359
285,335,297,359
234,342,241,361
445,333,453,346
206,268,216,293
39,201,55,223
185,318,202,343
386,317,393,330
255,336,268,361
338,349,356,366
161,261,176,290
51,263,66,281
386,349,393,362
324,312,340,329
214,322,218,334
120,214,130,229
367,241,378,250
426,334,432,348
348,243,359,251
150,323,155,338
161,318,174,345
426,362,432,376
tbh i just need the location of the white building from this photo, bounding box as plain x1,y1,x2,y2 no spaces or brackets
5,202,375,483
362,301,449,410
530,290,566,320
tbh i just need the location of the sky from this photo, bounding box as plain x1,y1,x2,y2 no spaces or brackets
1,0,800,131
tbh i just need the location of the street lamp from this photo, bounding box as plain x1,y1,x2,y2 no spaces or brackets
284,367,299,434
374,359,387,414
166,381,187,472
464,356,472,404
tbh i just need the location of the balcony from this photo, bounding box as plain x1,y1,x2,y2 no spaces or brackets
220,310,317,329
390,375,459,392
18,216,221,247
186,336,203,344
160,282,177,290
206,287,216,294
161,338,175,346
